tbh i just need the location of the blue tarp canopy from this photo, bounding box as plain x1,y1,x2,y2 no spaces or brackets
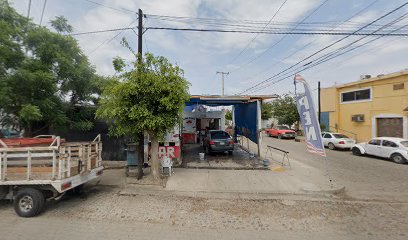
185,95,277,144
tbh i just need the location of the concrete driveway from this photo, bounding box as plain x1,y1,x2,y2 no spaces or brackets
182,143,266,169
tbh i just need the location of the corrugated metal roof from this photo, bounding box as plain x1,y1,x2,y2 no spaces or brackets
187,95,278,106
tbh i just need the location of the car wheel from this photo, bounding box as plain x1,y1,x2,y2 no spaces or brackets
228,150,233,155
268,133,272,137
278,134,282,139
352,147,361,156
14,188,45,218
328,143,335,150
391,153,406,164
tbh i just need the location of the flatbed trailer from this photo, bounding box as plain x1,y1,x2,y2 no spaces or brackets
0,135,103,217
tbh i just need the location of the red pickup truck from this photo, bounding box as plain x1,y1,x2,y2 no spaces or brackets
266,125,296,139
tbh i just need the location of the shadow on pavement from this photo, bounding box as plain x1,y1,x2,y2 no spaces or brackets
181,144,268,170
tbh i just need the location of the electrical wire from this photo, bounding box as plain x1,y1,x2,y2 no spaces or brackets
228,0,330,74
69,27,135,36
244,18,408,94
226,0,289,66
145,27,408,36
86,19,138,55
146,13,403,30
39,0,47,26
238,1,408,94
233,0,380,90
82,0,136,14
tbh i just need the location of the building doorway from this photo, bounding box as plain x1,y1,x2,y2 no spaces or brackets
377,117,403,138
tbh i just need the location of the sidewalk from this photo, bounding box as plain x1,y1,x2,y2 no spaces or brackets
107,136,344,199
117,153,344,199
165,168,341,194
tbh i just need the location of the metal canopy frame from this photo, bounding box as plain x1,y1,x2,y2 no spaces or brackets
185,95,277,156
186,95,277,106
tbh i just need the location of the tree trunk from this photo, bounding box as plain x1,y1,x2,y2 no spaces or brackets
136,133,144,180
150,133,160,181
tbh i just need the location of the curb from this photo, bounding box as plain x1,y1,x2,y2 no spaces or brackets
300,183,346,195
118,186,344,201
174,166,270,171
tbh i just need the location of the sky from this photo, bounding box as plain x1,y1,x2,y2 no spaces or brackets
10,0,408,97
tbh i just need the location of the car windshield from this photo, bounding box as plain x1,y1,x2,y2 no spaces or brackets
277,126,289,130
333,134,349,139
400,141,408,147
210,131,230,139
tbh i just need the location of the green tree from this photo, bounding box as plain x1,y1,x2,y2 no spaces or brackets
0,1,105,135
50,16,73,33
270,94,299,127
261,103,273,120
97,53,190,180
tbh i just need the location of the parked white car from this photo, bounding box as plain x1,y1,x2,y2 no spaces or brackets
351,137,408,164
321,132,356,150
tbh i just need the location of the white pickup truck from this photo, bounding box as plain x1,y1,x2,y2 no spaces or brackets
0,135,103,217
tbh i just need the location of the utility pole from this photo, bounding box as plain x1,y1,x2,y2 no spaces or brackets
27,0,32,19
138,9,143,58
216,71,229,96
318,81,321,122
137,9,144,179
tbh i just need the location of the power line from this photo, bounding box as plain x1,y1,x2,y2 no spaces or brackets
246,22,408,94
82,0,136,14
233,0,380,90
228,0,330,74
145,27,408,36
238,1,408,94
26,0,31,19
86,19,138,55
146,14,356,26
300,19,408,74
69,27,135,36
309,34,406,77
225,0,289,66
39,0,47,26
244,14,408,94
145,12,408,33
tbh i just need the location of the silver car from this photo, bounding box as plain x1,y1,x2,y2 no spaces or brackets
321,132,355,150
203,130,234,155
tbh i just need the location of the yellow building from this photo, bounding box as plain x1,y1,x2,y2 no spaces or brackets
321,70,408,142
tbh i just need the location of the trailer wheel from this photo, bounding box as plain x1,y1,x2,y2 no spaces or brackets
14,188,45,218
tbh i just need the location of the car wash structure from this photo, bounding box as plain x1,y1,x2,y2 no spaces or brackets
183,95,277,156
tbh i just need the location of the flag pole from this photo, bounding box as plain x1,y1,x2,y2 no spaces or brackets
294,74,334,188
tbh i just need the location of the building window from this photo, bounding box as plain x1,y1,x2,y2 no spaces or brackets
341,88,371,103
393,83,404,90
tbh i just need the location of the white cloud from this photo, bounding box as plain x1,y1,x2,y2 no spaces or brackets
9,0,408,96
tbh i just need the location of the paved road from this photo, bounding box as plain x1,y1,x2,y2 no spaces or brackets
262,135,408,200
1,182,407,240
1,137,408,240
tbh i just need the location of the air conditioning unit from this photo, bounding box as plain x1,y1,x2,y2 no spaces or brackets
359,75,371,80
351,114,365,122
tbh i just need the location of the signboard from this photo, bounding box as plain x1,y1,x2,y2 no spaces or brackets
182,117,196,133
294,74,326,156
158,146,181,158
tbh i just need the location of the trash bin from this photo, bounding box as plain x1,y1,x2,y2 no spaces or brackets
126,143,139,166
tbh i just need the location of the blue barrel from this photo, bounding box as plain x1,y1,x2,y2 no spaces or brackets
263,159,270,167
126,143,139,166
